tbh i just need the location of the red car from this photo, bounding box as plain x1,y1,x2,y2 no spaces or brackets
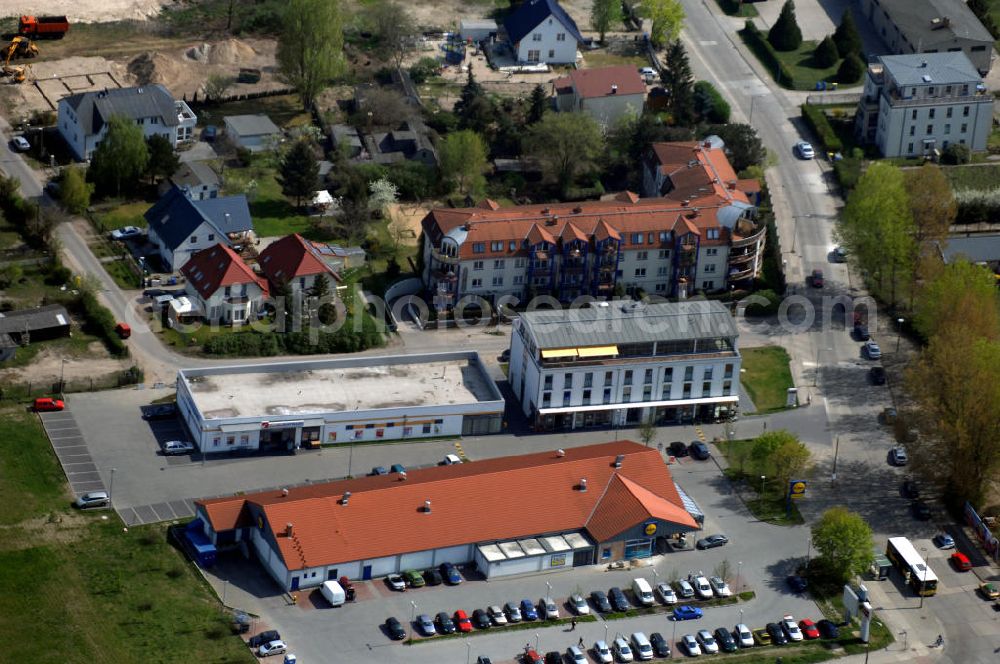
522,650,543,664
951,552,972,571
454,609,473,633
799,618,820,639
33,397,65,412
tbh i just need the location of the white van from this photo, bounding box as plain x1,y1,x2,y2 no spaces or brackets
630,632,654,661
632,577,654,606
320,579,345,606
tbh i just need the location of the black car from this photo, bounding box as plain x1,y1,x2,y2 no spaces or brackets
714,627,738,652
477,658,493,664
689,441,711,460
696,534,729,550
435,611,456,634
141,402,177,420
471,608,491,629
870,366,886,385
650,632,672,657
609,586,631,612
590,590,613,613
854,323,870,341
817,619,840,639
544,652,562,664
498,349,511,362
385,616,406,640
440,561,462,585
911,500,932,520
900,480,920,500
424,568,443,586
766,622,789,645
787,575,808,593
668,441,689,458
248,630,280,648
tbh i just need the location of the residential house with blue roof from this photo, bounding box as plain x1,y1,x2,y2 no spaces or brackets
144,186,254,272
503,0,584,64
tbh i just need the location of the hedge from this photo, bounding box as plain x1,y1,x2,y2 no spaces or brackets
800,104,843,153
79,290,128,356
202,315,384,356
739,20,796,89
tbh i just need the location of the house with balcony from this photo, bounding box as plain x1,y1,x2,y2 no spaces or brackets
855,52,994,157
58,84,197,161
180,243,269,325
858,0,994,75
503,0,585,64
258,233,341,294
508,300,741,430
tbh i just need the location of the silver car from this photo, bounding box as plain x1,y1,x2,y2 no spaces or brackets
257,640,287,657
570,593,590,615
709,576,732,597
75,491,109,509
487,605,508,625
593,640,613,664
163,440,195,455
656,582,677,604
541,596,559,619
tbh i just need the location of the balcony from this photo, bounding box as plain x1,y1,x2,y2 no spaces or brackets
431,249,460,265
728,265,755,280
432,268,458,282
728,250,755,265
533,250,549,260
730,224,766,248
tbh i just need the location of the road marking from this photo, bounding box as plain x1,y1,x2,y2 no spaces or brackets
695,426,707,442
699,40,718,46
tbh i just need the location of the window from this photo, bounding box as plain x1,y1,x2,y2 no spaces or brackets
909,126,915,136
661,383,671,398
513,275,525,285
563,390,571,406
603,388,612,404
509,240,517,251
946,107,953,118
548,49,554,59
944,124,951,134
492,276,504,287
655,283,666,292
704,264,716,273
604,372,613,386
622,386,632,401
422,423,432,434
491,241,503,251
631,233,643,244
926,124,933,135
582,389,591,404
963,105,970,117
702,381,711,394
542,392,551,407
544,375,553,389
473,260,484,270
532,32,542,41
493,259,505,270
644,368,653,384
724,363,733,378
907,142,914,153
514,257,526,268
556,32,566,41
636,251,648,260
663,367,673,381
208,234,215,241
190,235,197,243
961,123,968,133
928,103,936,113
471,278,482,287
684,367,693,381
564,372,573,386
682,383,692,398
704,367,713,380
702,280,714,289
582,373,593,388
658,249,670,259
634,267,646,277
658,232,669,242
706,228,720,240
624,370,633,385
911,109,917,120
657,266,668,276
723,380,732,395
473,242,485,253
643,386,652,400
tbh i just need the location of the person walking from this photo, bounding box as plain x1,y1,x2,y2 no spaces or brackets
578,637,584,648
571,617,577,630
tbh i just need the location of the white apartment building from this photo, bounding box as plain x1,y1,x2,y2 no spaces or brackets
856,52,994,157
508,300,741,430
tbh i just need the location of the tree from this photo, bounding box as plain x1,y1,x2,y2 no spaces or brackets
638,416,657,447
693,81,731,124
813,35,839,68
359,87,414,129
89,115,149,196
527,84,548,124
409,57,440,84
811,507,874,583
840,162,915,305
276,0,345,109
768,0,803,51
832,9,862,58
705,124,764,172
454,68,495,135
439,130,489,196
523,112,604,196
145,134,180,185
942,143,971,165
913,260,1000,342
836,53,865,84
278,139,319,209
642,0,685,48
369,0,416,68
750,430,811,488
968,0,1000,38
368,177,399,216
309,273,337,325
904,164,956,304
662,40,695,126
591,0,621,43
203,74,234,102
58,166,92,214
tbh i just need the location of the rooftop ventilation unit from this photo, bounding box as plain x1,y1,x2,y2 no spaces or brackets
556,448,566,457
611,84,618,94
281,488,289,497
341,491,351,505
399,471,407,481
613,454,624,469
579,478,588,491
424,499,432,513
285,522,294,537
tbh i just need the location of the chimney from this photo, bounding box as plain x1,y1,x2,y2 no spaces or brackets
341,491,351,505
225,212,231,226
611,84,618,94
681,199,691,207
424,499,432,513
703,140,712,148
281,488,289,497
556,448,566,458
285,522,294,537
579,478,588,491
728,180,737,190
398,471,408,481
613,454,624,469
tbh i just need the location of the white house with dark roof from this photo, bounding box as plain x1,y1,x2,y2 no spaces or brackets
57,85,197,161
223,114,282,153
160,161,220,201
503,0,585,64
180,243,269,325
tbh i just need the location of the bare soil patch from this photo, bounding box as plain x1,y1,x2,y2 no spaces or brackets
1,0,171,23
0,342,129,386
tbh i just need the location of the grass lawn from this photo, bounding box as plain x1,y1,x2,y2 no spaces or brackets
2,264,76,308
93,200,151,232
771,41,842,90
715,0,759,16
0,404,254,664
105,257,143,290
222,164,316,239
740,346,794,413
582,48,650,69
715,439,805,525
943,163,1000,191
0,332,104,375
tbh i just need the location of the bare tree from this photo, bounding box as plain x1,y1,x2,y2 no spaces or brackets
369,0,417,68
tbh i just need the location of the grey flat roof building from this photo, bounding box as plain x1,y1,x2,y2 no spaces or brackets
880,52,983,87
938,235,1000,264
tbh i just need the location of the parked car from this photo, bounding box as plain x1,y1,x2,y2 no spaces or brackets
385,617,406,640
370,466,388,476
566,645,587,664
487,605,508,625
477,658,493,664
981,582,1000,599
782,615,803,641
593,639,614,664
900,480,920,500
734,623,754,648
863,340,881,359
696,629,719,654
753,627,772,646
416,613,436,636
385,573,405,591
672,605,703,621
612,636,634,662
390,463,406,474
498,348,511,362
520,598,539,621
696,533,729,549
504,600,522,622
423,568,443,586
248,630,280,648
675,579,695,599
33,397,65,412
795,141,815,159
832,246,848,262
668,441,689,457
787,575,808,593
257,640,287,656
817,619,840,639
689,440,710,460
110,226,143,241
539,597,559,620
471,608,491,629
630,632,653,661
638,66,658,82
163,440,195,455
799,618,820,639
889,446,908,466
656,582,677,604
74,491,109,509
809,269,824,287
439,561,462,585
911,500,932,520
690,574,713,600
402,569,425,588
766,622,789,645
709,576,732,597
11,135,30,151
881,406,898,425
523,650,543,664
680,634,701,656
544,652,561,664
870,366,886,385
933,533,956,549
609,586,631,611
854,323,870,341
591,590,613,613
650,632,671,657
442,453,462,465
569,593,590,615
435,611,456,634
951,552,972,571
142,402,177,420
453,609,473,632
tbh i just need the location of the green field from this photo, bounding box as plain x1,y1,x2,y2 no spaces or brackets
740,346,795,413
222,164,316,239
0,405,253,663
92,200,151,232
771,41,842,91
715,438,805,525
943,163,1000,191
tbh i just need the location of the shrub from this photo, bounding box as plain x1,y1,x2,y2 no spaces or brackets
833,156,863,193
745,289,781,315
813,35,839,68
955,188,1000,224
942,143,972,165
693,81,731,124
768,0,803,51
234,147,253,167
836,53,865,83
740,21,796,88
79,290,127,356
800,104,843,153
409,57,440,84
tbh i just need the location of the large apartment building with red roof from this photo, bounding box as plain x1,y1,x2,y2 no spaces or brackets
194,441,700,591
420,141,765,309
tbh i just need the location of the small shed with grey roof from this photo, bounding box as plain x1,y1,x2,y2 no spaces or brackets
223,114,282,153
460,18,498,42
331,124,363,158
162,161,220,201
938,235,1000,270
0,305,71,361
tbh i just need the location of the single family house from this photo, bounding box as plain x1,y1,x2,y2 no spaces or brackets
160,161,221,201
180,243,269,325
365,119,438,166
503,0,584,64
223,114,282,153
553,66,646,127
258,233,340,293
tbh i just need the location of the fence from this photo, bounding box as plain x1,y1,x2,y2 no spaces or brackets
805,93,861,107
0,366,143,402
964,501,1000,562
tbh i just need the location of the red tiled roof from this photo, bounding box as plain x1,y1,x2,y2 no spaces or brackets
180,243,268,299
647,141,749,205
258,233,337,285
197,441,698,571
565,66,646,99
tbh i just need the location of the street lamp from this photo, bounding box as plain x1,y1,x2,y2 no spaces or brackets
604,623,609,643
671,618,678,658
896,317,905,353
535,632,540,652
466,641,472,664
60,358,68,394
109,467,116,502
545,580,552,599
410,600,417,623
737,561,743,593
760,475,766,503
739,607,744,624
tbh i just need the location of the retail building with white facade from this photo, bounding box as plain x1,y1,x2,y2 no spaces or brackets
176,351,504,453
508,300,741,429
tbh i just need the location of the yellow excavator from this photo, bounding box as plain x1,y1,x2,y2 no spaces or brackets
1,36,36,83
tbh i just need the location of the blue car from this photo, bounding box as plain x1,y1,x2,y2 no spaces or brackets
370,466,388,476
520,598,539,621
439,562,462,585
672,605,703,621
390,463,406,474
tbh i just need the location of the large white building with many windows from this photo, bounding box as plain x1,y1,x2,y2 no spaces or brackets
508,300,741,430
